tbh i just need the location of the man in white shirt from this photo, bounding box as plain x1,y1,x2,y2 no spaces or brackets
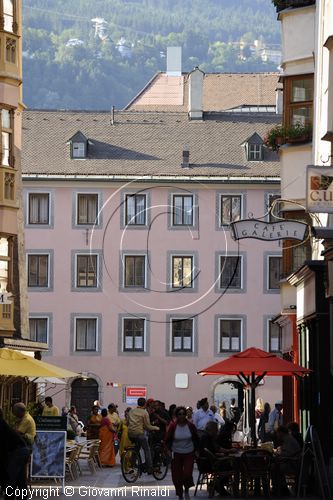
192,397,215,436
210,404,225,428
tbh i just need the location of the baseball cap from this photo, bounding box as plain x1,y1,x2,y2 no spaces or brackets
275,400,283,405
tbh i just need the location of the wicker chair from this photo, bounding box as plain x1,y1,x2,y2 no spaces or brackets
204,448,240,498
65,447,79,480
79,441,101,474
194,456,213,496
240,449,272,498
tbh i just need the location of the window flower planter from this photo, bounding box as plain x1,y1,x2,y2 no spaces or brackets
286,123,312,144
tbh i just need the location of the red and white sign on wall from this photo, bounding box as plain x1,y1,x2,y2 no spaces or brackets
124,386,147,405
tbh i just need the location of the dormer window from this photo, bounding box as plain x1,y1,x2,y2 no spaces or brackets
244,133,264,161
248,143,262,161
68,131,89,159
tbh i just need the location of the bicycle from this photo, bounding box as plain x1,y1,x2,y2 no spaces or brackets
121,441,169,483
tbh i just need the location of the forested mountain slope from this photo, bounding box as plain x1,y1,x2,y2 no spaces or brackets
23,0,280,110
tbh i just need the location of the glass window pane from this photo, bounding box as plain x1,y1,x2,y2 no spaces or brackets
291,79,313,102
29,193,49,224
123,318,144,351
221,196,241,224
136,195,146,224
29,318,47,343
126,194,146,225
231,197,241,221
183,196,193,224
77,194,97,224
125,256,145,287
182,257,192,287
2,132,10,166
291,106,312,126
126,196,135,224
72,143,85,158
220,256,241,288
269,256,281,289
220,319,241,352
2,109,11,129
173,195,193,225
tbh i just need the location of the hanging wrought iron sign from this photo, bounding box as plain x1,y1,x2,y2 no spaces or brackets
230,219,308,241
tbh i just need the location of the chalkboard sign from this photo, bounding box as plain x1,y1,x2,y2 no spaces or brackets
31,431,66,490
297,425,332,498
35,416,67,430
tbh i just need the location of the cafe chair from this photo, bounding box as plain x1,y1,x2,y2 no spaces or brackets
65,447,79,480
240,448,272,498
194,456,214,496
276,455,301,497
78,441,100,474
204,448,240,498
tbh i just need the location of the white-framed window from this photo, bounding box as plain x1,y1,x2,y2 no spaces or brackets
125,194,146,225
75,317,97,351
219,318,242,353
124,255,146,288
77,193,98,225
220,195,242,225
172,195,193,226
29,317,48,343
76,254,98,287
172,256,193,288
72,142,85,158
27,254,49,287
268,319,282,353
268,256,282,290
123,318,145,352
220,256,242,289
247,143,262,161
171,318,193,352
28,193,50,225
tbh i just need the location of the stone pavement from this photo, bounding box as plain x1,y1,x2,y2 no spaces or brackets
28,459,323,500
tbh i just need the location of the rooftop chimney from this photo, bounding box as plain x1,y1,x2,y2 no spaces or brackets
167,47,182,76
188,67,204,120
181,145,190,168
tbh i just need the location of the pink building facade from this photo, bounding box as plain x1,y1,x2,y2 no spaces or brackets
22,96,282,420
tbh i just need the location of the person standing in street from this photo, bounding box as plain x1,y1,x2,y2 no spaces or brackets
42,397,59,416
165,406,199,500
12,402,36,448
192,398,215,437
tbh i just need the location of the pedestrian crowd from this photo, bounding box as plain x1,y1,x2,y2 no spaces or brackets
0,395,303,500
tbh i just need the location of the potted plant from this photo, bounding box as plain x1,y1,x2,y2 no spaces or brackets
264,124,287,151
286,122,312,144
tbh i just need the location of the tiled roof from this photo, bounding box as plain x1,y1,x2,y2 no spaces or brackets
22,110,280,180
125,72,280,111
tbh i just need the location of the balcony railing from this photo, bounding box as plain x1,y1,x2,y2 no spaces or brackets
272,0,316,13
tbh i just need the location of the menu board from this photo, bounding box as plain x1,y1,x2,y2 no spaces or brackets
31,430,66,478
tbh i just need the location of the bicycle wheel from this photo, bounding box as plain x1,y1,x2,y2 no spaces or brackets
121,448,141,483
152,445,169,480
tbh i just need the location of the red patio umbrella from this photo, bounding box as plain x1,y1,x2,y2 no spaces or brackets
197,347,310,446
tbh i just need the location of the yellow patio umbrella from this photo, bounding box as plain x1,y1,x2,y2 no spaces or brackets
0,348,79,378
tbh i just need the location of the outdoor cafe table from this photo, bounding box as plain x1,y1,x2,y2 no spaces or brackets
208,446,277,498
